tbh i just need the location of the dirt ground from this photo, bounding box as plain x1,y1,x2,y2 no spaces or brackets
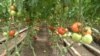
20,24,70,56
20,40,71,56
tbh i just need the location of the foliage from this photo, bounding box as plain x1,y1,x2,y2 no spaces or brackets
0,0,99,26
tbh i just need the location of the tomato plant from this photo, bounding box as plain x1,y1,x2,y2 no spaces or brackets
0,0,99,56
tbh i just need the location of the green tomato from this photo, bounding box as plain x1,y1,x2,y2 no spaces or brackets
81,34,93,44
10,10,16,16
3,32,8,36
71,33,82,42
62,33,67,38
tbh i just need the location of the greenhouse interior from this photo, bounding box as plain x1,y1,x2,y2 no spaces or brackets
0,0,100,56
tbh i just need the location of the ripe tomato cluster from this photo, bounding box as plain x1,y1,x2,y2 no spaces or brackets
48,22,93,44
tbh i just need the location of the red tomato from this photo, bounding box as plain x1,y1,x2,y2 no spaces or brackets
71,22,82,32
9,30,16,37
57,27,67,35
48,26,55,32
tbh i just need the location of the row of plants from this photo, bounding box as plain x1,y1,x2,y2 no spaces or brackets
0,0,100,56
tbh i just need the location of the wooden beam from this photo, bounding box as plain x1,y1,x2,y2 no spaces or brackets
0,27,28,56
63,39,82,56
83,43,100,55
